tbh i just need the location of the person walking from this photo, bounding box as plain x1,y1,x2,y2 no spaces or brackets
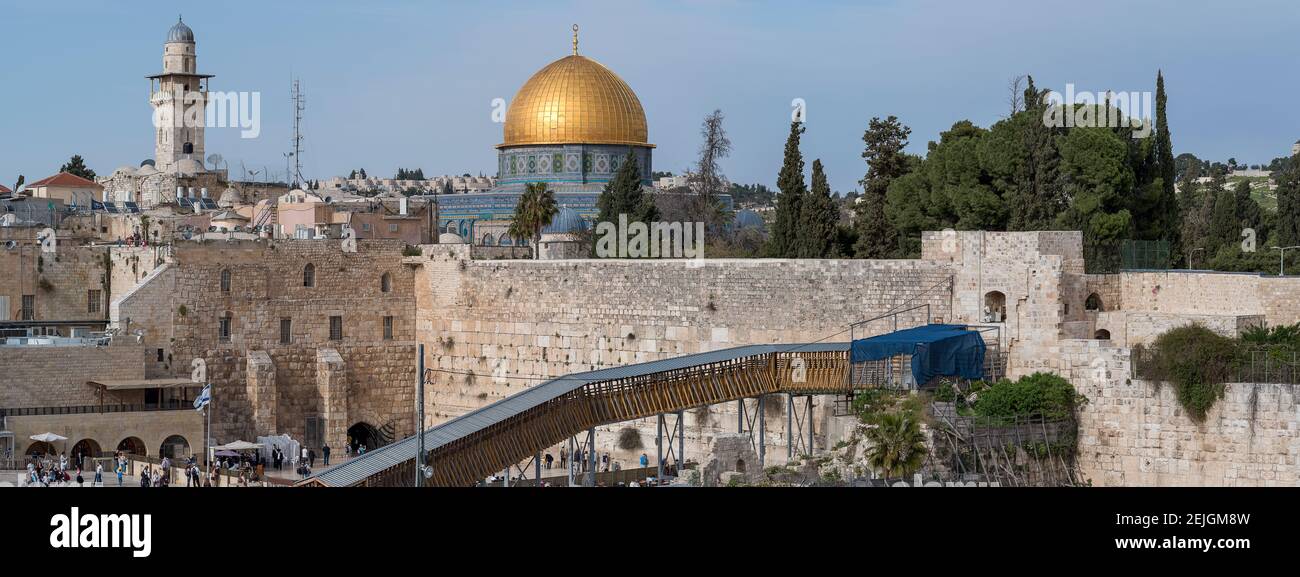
301,446,309,468
544,452,553,470
322,443,331,466
308,448,317,468
94,462,103,487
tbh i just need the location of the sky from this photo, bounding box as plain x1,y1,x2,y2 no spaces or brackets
1,0,1297,194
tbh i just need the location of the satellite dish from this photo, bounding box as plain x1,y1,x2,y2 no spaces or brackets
4,240,16,250
206,153,224,170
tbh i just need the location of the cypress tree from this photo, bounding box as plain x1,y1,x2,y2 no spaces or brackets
798,159,839,258
854,116,910,258
1277,155,1300,247
767,121,806,257
1154,71,1181,261
596,151,658,225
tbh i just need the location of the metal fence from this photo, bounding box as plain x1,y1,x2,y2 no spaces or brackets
0,400,194,418
1131,346,1300,385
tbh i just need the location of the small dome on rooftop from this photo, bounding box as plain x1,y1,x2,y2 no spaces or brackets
167,17,195,44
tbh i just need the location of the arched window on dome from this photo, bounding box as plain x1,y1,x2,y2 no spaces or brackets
303,263,315,288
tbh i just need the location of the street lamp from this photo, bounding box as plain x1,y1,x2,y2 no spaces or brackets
1188,247,1205,270
1270,245,1300,276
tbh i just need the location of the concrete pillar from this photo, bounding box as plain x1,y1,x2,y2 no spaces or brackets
316,348,348,452
246,351,277,436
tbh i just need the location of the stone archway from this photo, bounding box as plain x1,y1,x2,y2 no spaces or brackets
159,435,190,460
983,291,1007,323
71,439,103,469
347,422,380,454
117,436,147,456
1085,292,1104,312
26,441,55,457
1094,329,1111,340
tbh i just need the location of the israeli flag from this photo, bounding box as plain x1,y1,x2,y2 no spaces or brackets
194,384,211,412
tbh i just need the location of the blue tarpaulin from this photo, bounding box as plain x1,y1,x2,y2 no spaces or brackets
850,324,986,385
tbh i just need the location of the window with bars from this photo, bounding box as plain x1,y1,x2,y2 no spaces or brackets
329,316,343,341
21,295,34,320
87,289,101,314
280,318,292,344
303,263,315,288
219,313,232,343
383,316,393,340
220,269,231,292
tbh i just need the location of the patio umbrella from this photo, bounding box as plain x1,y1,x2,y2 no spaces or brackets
29,432,68,443
214,450,240,457
214,440,263,451
29,432,68,457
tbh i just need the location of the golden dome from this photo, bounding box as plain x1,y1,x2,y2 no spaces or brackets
500,54,652,148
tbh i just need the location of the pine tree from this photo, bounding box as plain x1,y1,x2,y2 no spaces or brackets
767,121,806,257
596,151,658,226
1234,179,1264,239
60,155,96,181
797,159,839,258
1277,156,1300,246
1154,71,1181,261
854,116,910,258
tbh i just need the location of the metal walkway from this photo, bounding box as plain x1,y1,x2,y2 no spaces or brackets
302,342,854,487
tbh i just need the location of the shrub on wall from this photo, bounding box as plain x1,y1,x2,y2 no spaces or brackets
616,426,643,451
972,372,1084,422
1134,324,1239,422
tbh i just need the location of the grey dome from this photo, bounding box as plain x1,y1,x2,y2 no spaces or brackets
733,209,766,230
541,207,589,234
167,17,194,44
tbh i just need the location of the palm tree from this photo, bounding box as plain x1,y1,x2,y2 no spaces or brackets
508,182,558,259
864,412,928,480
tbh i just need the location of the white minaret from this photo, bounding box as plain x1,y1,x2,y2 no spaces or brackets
149,16,211,173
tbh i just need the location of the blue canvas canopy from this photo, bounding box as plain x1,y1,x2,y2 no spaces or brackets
850,324,986,385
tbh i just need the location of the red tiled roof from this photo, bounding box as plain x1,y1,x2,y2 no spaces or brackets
0,184,11,194
26,172,102,189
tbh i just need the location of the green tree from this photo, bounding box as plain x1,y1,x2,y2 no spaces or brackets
767,121,807,257
596,151,658,226
797,159,839,257
60,155,96,181
1054,124,1135,271
863,412,928,480
1153,71,1181,262
854,116,910,258
1277,154,1300,247
993,76,1063,231
508,182,558,259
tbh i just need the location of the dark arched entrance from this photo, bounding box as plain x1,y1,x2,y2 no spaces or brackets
1094,329,1111,340
348,422,380,454
26,441,54,457
117,436,147,456
71,439,103,468
159,435,190,460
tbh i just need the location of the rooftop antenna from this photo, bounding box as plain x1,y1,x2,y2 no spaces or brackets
290,77,306,188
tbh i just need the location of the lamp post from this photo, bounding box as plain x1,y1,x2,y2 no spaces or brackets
1270,246,1300,276
1187,247,1205,270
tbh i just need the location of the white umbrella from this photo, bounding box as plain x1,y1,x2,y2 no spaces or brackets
30,432,68,443
214,440,263,451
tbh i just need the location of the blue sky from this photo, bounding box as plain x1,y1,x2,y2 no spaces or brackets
1,0,1297,193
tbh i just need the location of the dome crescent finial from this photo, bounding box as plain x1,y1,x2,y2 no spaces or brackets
572,24,579,56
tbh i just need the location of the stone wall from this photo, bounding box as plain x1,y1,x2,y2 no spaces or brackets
113,239,418,447
0,343,146,408
0,244,110,324
413,243,956,467
1057,339,1300,486
7,409,203,460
